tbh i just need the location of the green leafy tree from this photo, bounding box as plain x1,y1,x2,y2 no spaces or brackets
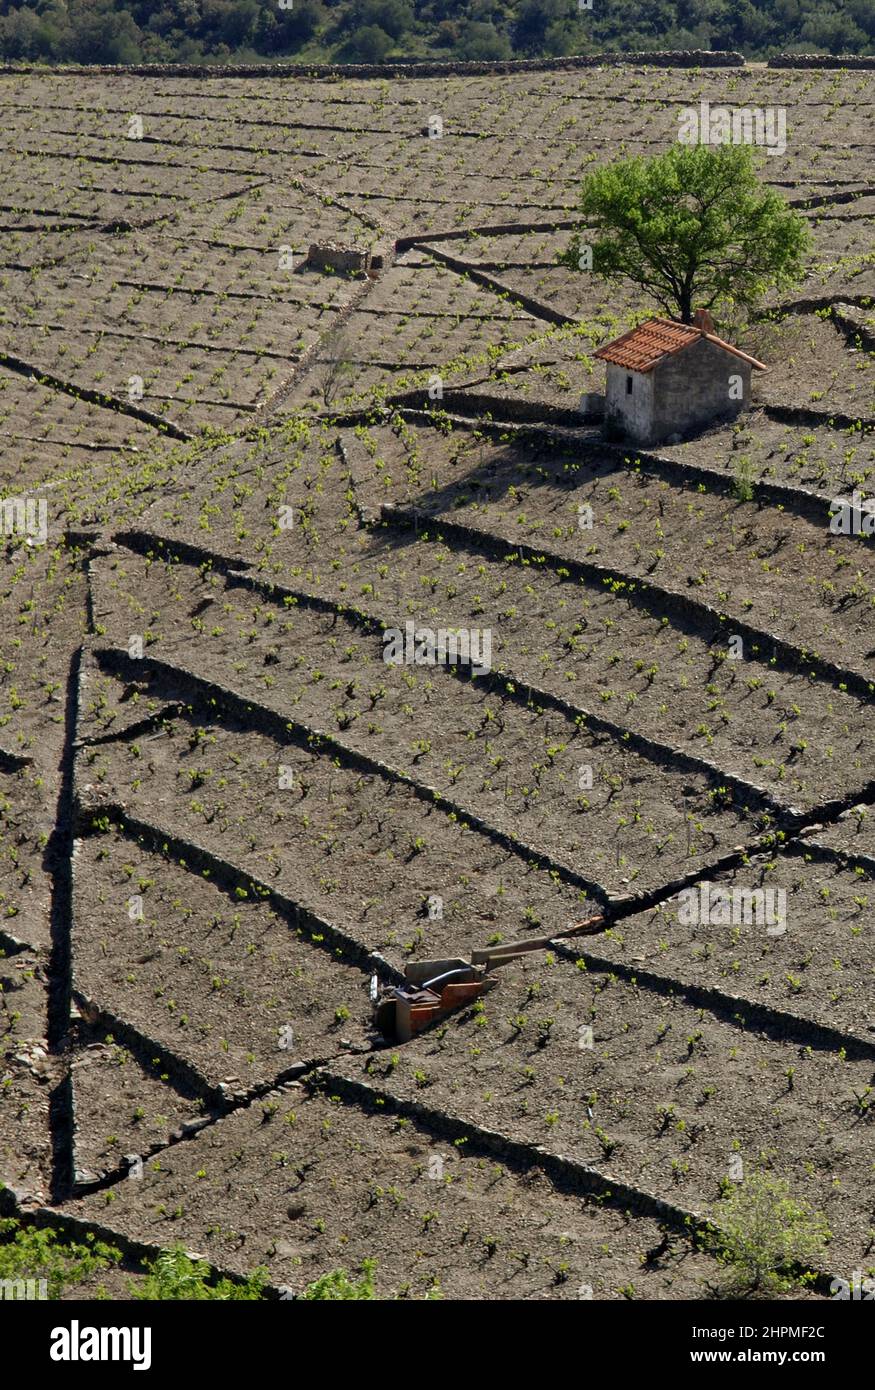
2,0,872,63
561,144,810,324
457,21,512,59
513,0,586,55
70,6,144,63
710,1168,830,1295
269,0,326,50
353,0,414,39
336,23,393,61
214,0,261,48
0,6,65,59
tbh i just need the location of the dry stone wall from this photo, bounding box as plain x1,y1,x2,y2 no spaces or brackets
767,53,875,68
0,52,746,81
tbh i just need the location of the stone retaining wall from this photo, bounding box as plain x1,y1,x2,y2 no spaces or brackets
382,501,873,702
87,636,612,907
112,524,795,827
315,1066,710,1232
0,52,745,81
552,934,875,1061
768,53,875,68
385,406,847,529
6,51,873,81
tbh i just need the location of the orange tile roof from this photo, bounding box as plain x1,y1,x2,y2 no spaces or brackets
593,318,767,373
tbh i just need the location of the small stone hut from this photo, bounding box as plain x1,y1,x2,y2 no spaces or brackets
593,310,767,445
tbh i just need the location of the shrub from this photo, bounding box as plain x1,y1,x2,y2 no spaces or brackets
303,1259,377,1299
733,455,755,502
131,1246,268,1300
710,1168,830,1294
0,1218,120,1298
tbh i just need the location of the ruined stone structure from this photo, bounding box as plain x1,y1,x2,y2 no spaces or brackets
304,240,392,276
306,242,374,275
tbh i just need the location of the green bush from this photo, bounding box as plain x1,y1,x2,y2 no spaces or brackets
303,1259,377,1299
0,1218,120,1298
711,1168,830,1295
130,1245,268,1300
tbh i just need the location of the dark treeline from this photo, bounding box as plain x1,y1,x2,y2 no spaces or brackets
0,0,872,66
